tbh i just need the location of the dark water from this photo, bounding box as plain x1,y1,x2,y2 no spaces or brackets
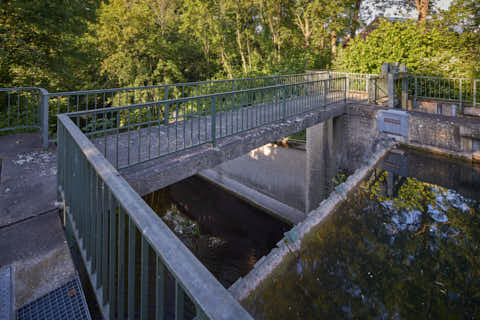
144,175,291,288
244,148,480,319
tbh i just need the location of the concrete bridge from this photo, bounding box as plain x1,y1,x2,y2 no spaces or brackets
55,75,351,319
3,68,480,319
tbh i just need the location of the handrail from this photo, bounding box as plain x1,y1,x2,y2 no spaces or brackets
66,77,347,169
58,114,253,319
64,78,340,117
48,72,328,97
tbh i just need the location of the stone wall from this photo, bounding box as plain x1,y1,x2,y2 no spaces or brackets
341,104,383,170
408,111,480,154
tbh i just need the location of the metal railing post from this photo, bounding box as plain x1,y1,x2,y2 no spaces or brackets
366,75,370,103
344,78,347,105
323,80,328,107
388,73,395,108
474,80,477,108
414,76,418,108
345,73,349,101
401,74,408,110
164,86,169,124
211,96,217,146
39,88,49,149
459,80,463,114
282,86,287,121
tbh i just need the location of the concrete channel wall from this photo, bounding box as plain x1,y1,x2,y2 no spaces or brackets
222,102,480,301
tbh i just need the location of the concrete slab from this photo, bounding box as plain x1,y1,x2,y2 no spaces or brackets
0,211,75,308
0,133,43,159
0,147,57,227
199,169,305,225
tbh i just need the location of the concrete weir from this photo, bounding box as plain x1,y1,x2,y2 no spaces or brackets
228,139,396,301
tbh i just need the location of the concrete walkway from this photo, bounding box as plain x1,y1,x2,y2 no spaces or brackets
0,133,75,308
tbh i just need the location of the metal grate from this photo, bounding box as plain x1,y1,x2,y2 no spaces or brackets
0,265,14,320
17,277,91,320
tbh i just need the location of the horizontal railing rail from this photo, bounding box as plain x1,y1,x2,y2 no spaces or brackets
57,114,254,320
44,72,328,142
65,78,346,169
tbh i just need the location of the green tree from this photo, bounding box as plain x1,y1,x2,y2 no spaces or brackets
95,0,214,87
0,0,100,90
334,18,479,77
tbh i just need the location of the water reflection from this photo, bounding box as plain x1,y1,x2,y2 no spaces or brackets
244,150,480,319
144,176,290,288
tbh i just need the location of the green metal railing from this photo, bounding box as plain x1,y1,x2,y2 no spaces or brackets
408,75,479,110
45,73,328,141
0,87,43,133
65,77,346,169
57,114,253,320
57,76,346,319
328,72,379,103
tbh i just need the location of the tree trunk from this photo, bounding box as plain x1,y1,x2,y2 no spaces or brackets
236,14,248,75
331,31,337,56
246,36,252,71
416,0,430,22
296,13,312,48
220,44,233,79
351,0,362,38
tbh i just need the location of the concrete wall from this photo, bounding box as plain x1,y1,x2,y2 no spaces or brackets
210,144,306,212
341,104,382,171
343,104,480,166
408,111,480,154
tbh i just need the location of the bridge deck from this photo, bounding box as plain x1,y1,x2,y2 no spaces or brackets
112,101,346,196
90,94,344,170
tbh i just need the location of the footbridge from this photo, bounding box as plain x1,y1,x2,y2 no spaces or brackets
55,73,350,319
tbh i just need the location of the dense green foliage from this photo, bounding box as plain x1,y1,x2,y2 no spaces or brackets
335,0,480,77
1,0,478,92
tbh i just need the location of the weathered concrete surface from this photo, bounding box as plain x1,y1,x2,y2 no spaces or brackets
0,133,75,309
0,133,57,226
229,138,396,301
122,104,346,196
341,104,386,170
206,143,307,212
199,169,305,225
0,211,75,308
305,117,342,213
408,111,480,153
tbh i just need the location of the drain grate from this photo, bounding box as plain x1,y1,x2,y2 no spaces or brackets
17,277,91,320
0,265,14,320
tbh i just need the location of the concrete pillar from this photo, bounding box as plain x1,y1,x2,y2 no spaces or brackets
388,73,395,109
305,116,343,213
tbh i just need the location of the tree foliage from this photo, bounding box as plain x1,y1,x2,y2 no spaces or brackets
1,0,478,90
0,0,100,90
334,16,480,77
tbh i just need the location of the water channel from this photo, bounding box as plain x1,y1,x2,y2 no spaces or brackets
243,147,480,319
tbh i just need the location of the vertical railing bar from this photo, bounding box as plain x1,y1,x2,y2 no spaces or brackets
128,217,136,320
102,184,109,307
148,106,152,161
117,207,126,320
175,280,184,320
140,237,149,320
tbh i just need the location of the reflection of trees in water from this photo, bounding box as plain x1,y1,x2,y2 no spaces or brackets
244,170,480,319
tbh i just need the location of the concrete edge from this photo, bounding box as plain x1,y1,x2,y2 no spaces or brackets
228,139,397,302
198,169,305,225
402,142,479,163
